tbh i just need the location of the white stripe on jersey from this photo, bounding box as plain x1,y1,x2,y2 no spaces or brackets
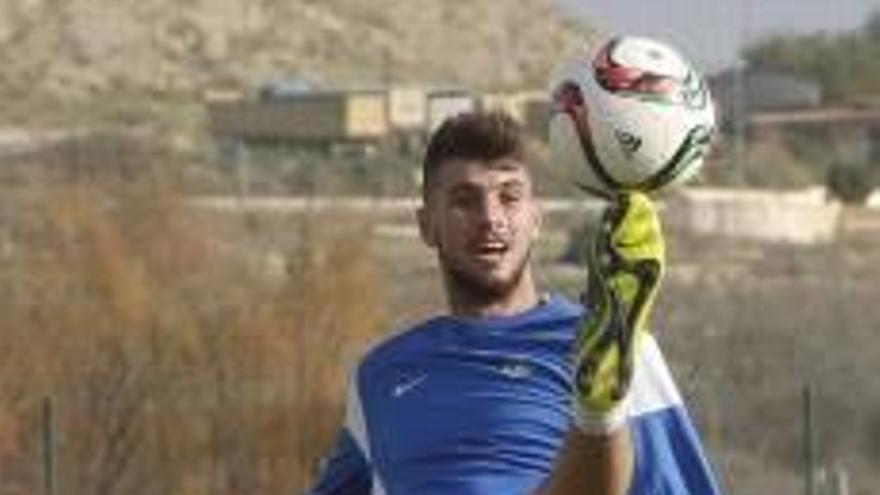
345,369,388,495
628,334,685,418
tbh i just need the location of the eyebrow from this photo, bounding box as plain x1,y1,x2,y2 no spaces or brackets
446,177,528,196
499,178,526,190
487,160,524,173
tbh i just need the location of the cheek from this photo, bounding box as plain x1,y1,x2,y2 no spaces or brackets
530,214,541,240
447,210,474,232
514,210,540,242
437,215,470,246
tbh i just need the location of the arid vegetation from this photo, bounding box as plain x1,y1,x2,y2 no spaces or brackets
0,146,389,494
2,136,879,494
0,3,878,494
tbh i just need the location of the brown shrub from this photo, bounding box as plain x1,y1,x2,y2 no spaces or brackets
0,167,388,494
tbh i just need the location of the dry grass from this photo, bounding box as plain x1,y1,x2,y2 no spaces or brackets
0,157,389,494
2,134,880,494
655,228,880,495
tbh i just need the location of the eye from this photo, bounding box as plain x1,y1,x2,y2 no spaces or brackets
500,190,522,205
499,184,526,206
450,189,480,210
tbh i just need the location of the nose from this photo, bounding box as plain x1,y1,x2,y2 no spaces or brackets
477,195,506,231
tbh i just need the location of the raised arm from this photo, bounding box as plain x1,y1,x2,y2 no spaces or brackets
537,428,633,495
538,192,664,495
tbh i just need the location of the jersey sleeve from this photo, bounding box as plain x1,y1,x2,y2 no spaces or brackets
627,407,723,495
306,366,373,495
625,336,724,495
306,427,371,495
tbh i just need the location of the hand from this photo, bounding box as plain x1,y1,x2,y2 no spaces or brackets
573,192,665,434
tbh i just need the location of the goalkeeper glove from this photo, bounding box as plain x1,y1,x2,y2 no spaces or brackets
573,192,666,434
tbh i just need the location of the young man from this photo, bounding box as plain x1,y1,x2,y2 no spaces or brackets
307,111,722,495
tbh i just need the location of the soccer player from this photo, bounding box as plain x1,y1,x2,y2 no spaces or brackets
306,111,722,495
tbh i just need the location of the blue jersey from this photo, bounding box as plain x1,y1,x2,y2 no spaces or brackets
307,294,722,495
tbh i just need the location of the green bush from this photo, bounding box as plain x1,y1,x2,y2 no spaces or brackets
826,163,877,204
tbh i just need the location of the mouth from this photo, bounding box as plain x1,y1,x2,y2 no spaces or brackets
471,240,509,261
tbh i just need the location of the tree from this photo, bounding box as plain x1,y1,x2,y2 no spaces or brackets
741,11,880,103
865,8,880,41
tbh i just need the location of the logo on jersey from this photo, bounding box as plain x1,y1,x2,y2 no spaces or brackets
498,362,533,379
392,374,427,398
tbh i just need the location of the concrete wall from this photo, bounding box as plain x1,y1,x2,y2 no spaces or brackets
665,187,841,244
191,188,848,245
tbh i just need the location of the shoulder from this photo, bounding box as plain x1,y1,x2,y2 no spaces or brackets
354,294,585,372
540,293,585,323
355,316,452,374
510,293,585,336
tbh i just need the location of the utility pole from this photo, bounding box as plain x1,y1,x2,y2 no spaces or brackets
733,0,752,184
803,383,817,495
42,397,58,495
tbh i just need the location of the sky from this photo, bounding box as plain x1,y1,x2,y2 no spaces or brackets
557,0,880,73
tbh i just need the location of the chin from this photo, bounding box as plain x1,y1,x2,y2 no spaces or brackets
439,247,533,302
476,275,516,298
447,265,522,301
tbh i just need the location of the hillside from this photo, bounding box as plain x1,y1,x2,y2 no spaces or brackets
0,0,589,102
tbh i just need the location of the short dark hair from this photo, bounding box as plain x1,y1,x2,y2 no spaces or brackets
422,110,530,196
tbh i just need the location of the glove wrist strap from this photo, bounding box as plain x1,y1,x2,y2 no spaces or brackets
573,394,630,436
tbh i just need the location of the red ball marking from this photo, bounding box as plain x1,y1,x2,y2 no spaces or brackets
593,39,680,99
553,81,586,116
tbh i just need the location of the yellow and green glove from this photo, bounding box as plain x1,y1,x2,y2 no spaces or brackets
573,192,666,434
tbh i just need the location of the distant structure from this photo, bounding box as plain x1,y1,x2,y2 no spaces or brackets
205,85,550,156
257,77,317,100
205,74,877,171
208,88,389,151
710,67,879,168
749,106,880,168
710,68,824,120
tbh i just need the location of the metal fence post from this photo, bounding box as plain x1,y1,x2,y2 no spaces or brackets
803,383,816,495
42,396,57,495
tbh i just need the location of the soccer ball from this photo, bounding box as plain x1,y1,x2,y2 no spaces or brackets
549,36,716,194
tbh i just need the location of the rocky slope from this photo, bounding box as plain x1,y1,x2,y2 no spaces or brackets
0,0,590,100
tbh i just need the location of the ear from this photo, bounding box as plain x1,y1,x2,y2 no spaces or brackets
416,206,437,248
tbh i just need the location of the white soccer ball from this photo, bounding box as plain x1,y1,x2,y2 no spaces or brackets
549,36,716,194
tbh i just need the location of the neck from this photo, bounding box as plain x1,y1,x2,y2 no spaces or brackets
445,269,540,319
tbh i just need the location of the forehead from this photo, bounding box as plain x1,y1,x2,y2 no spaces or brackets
429,158,533,193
